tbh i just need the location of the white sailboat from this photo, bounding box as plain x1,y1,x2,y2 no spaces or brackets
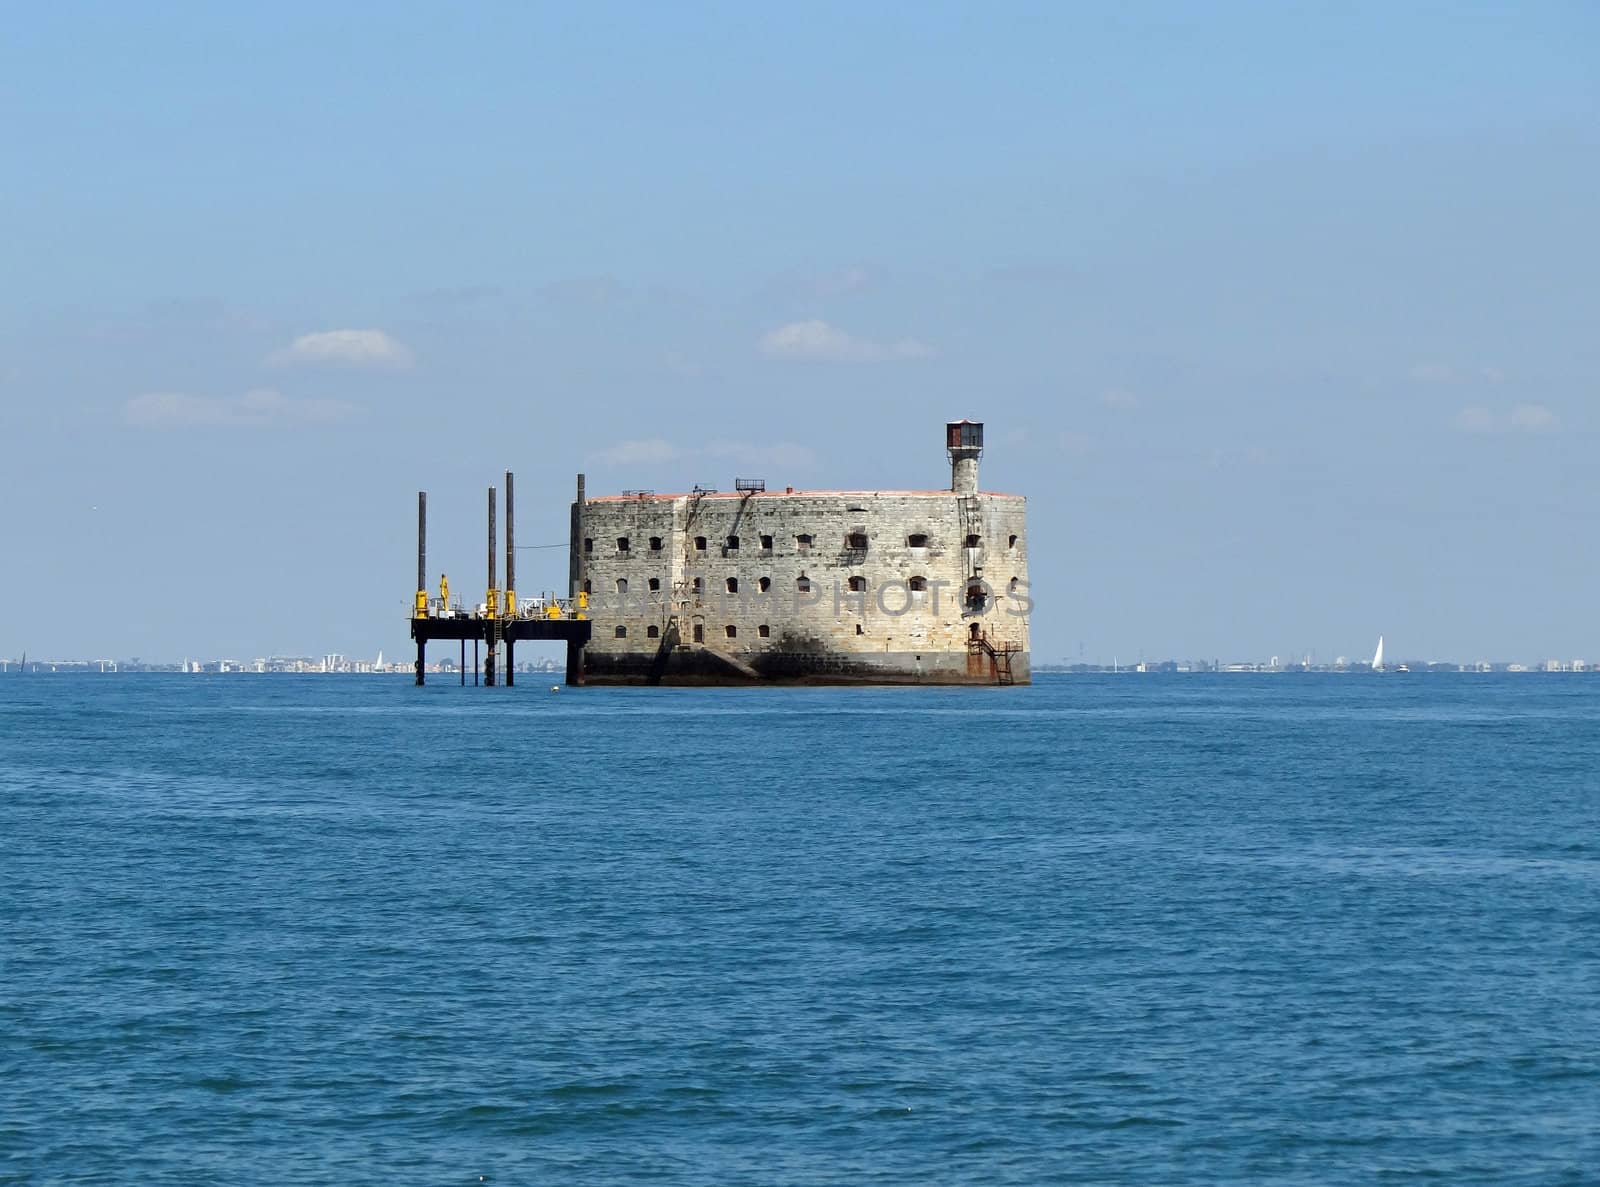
1371,635,1385,673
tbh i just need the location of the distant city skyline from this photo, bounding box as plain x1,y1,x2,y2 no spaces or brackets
3,5,1596,662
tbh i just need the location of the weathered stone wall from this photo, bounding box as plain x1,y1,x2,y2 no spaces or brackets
574,487,1030,684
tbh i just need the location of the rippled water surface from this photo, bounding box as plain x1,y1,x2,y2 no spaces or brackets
3,674,1598,1184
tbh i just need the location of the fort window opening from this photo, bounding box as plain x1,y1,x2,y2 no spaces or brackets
1009,577,1020,594
615,626,627,639
970,622,981,641
796,575,812,593
1008,534,1018,549
908,533,928,548
583,538,593,553
796,533,813,550
725,624,737,638
726,577,739,593
760,534,773,550
966,581,986,610
694,535,707,551
617,537,629,552
726,535,739,551
692,577,704,594
856,623,865,635
847,576,867,592
693,623,704,643
615,578,628,594
649,536,663,551
909,576,928,592
846,531,868,551
648,577,661,592
582,579,592,595
965,534,981,548
647,624,660,639
758,624,770,638
758,576,771,593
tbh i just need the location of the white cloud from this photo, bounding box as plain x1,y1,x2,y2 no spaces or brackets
1098,388,1141,409
1453,404,1558,434
758,320,932,363
1508,403,1558,431
591,438,683,466
268,329,414,370
125,388,356,429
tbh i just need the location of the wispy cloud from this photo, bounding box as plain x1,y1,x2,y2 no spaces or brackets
591,438,683,466
1453,403,1558,434
589,437,816,472
703,440,818,470
758,320,932,363
1098,388,1141,409
268,329,414,370
1410,362,1506,385
124,388,357,429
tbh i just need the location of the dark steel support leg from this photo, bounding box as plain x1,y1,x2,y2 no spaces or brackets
565,639,584,686
415,640,425,686
474,638,479,686
506,640,515,686
486,638,496,687
460,639,465,686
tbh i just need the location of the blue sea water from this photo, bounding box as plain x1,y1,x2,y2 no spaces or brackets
2,673,1598,1185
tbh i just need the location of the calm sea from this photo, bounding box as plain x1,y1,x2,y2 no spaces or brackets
2,674,1597,1184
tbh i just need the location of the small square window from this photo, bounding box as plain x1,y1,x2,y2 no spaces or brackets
846,531,868,550
693,623,704,643
649,536,663,551
695,536,707,551
725,535,739,551
725,625,737,639
726,577,739,593
758,624,770,638
583,538,593,553
647,624,660,639
847,576,866,592
617,537,629,552
796,533,813,550
760,534,773,550
796,575,811,593
908,533,928,548
614,625,627,639
648,577,661,592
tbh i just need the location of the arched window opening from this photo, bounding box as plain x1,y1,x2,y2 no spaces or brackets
647,624,660,639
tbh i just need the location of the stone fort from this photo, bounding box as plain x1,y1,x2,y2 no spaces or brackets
571,421,1029,684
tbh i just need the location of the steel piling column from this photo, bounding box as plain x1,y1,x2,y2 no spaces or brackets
415,491,427,685
486,485,497,687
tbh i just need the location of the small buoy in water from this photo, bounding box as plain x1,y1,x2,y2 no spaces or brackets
550,685,560,692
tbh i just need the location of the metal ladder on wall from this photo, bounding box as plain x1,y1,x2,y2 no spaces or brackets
969,630,1018,685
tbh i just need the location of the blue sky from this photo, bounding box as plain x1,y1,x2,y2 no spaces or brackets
2,2,1596,664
